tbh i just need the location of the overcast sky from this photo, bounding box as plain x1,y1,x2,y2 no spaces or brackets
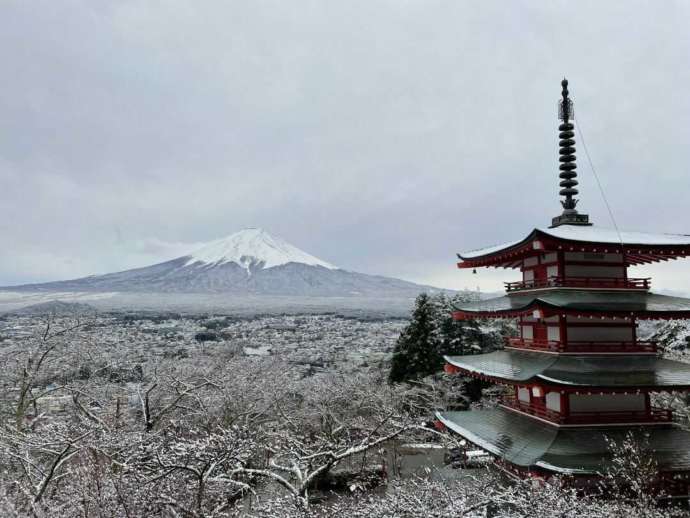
2,1,690,293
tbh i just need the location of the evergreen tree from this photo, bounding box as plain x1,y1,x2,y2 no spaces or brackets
389,292,513,384
388,293,441,383
439,294,477,356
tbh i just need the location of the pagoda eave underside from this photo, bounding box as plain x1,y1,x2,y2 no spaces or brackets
437,408,690,475
445,365,690,392
452,290,690,321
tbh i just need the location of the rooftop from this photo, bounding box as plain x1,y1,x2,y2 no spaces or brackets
437,407,690,474
444,350,690,388
458,226,690,268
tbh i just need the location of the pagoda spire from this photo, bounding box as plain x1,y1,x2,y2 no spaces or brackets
551,78,591,227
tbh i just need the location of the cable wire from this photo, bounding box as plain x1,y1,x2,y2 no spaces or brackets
575,118,625,250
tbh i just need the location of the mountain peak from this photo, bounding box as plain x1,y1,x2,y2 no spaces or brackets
184,228,337,271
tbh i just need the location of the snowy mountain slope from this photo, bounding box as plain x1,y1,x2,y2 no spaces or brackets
2,229,448,297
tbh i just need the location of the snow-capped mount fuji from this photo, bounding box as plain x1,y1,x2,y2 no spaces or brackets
185,228,337,273
3,229,446,297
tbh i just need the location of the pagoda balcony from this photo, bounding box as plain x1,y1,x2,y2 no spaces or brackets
501,397,672,425
504,276,651,292
505,337,658,354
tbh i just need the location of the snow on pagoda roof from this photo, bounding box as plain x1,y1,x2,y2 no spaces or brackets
459,238,526,259
544,225,690,246
452,290,690,319
443,350,690,388
437,408,690,474
458,225,690,260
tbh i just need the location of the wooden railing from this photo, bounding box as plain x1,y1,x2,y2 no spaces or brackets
505,277,651,292
501,398,561,422
505,337,658,354
501,397,672,425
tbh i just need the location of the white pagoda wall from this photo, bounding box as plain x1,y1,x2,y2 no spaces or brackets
547,327,560,341
569,393,645,412
545,391,561,411
517,387,530,403
564,252,623,263
563,264,625,278
566,326,634,342
562,251,625,279
518,251,632,283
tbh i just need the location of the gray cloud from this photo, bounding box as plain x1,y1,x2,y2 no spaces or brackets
2,1,690,292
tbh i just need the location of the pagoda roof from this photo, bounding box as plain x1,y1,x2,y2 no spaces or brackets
458,225,690,268
452,289,690,320
444,350,690,389
437,407,690,474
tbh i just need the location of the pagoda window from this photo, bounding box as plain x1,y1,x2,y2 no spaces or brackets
523,269,534,282
547,326,560,342
521,325,533,340
545,392,561,412
517,386,530,403
523,257,539,268
546,265,559,278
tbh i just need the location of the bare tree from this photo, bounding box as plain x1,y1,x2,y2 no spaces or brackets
3,316,87,431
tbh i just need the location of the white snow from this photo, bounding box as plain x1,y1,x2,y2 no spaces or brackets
184,228,337,271
540,225,690,246
458,238,525,259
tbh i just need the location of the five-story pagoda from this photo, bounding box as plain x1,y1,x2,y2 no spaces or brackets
437,79,690,494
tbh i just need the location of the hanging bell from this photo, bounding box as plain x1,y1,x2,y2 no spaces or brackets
472,268,477,274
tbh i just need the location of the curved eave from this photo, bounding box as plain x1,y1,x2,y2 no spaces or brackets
435,411,518,463
437,408,690,475
452,292,690,321
446,365,690,391
458,228,690,269
457,230,538,269
443,352,690,390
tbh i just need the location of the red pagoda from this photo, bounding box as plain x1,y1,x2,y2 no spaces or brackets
437,79,690,494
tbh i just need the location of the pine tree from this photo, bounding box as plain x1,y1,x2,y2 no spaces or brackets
388,292,510,384
388,293,442,383
439,294,475,356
